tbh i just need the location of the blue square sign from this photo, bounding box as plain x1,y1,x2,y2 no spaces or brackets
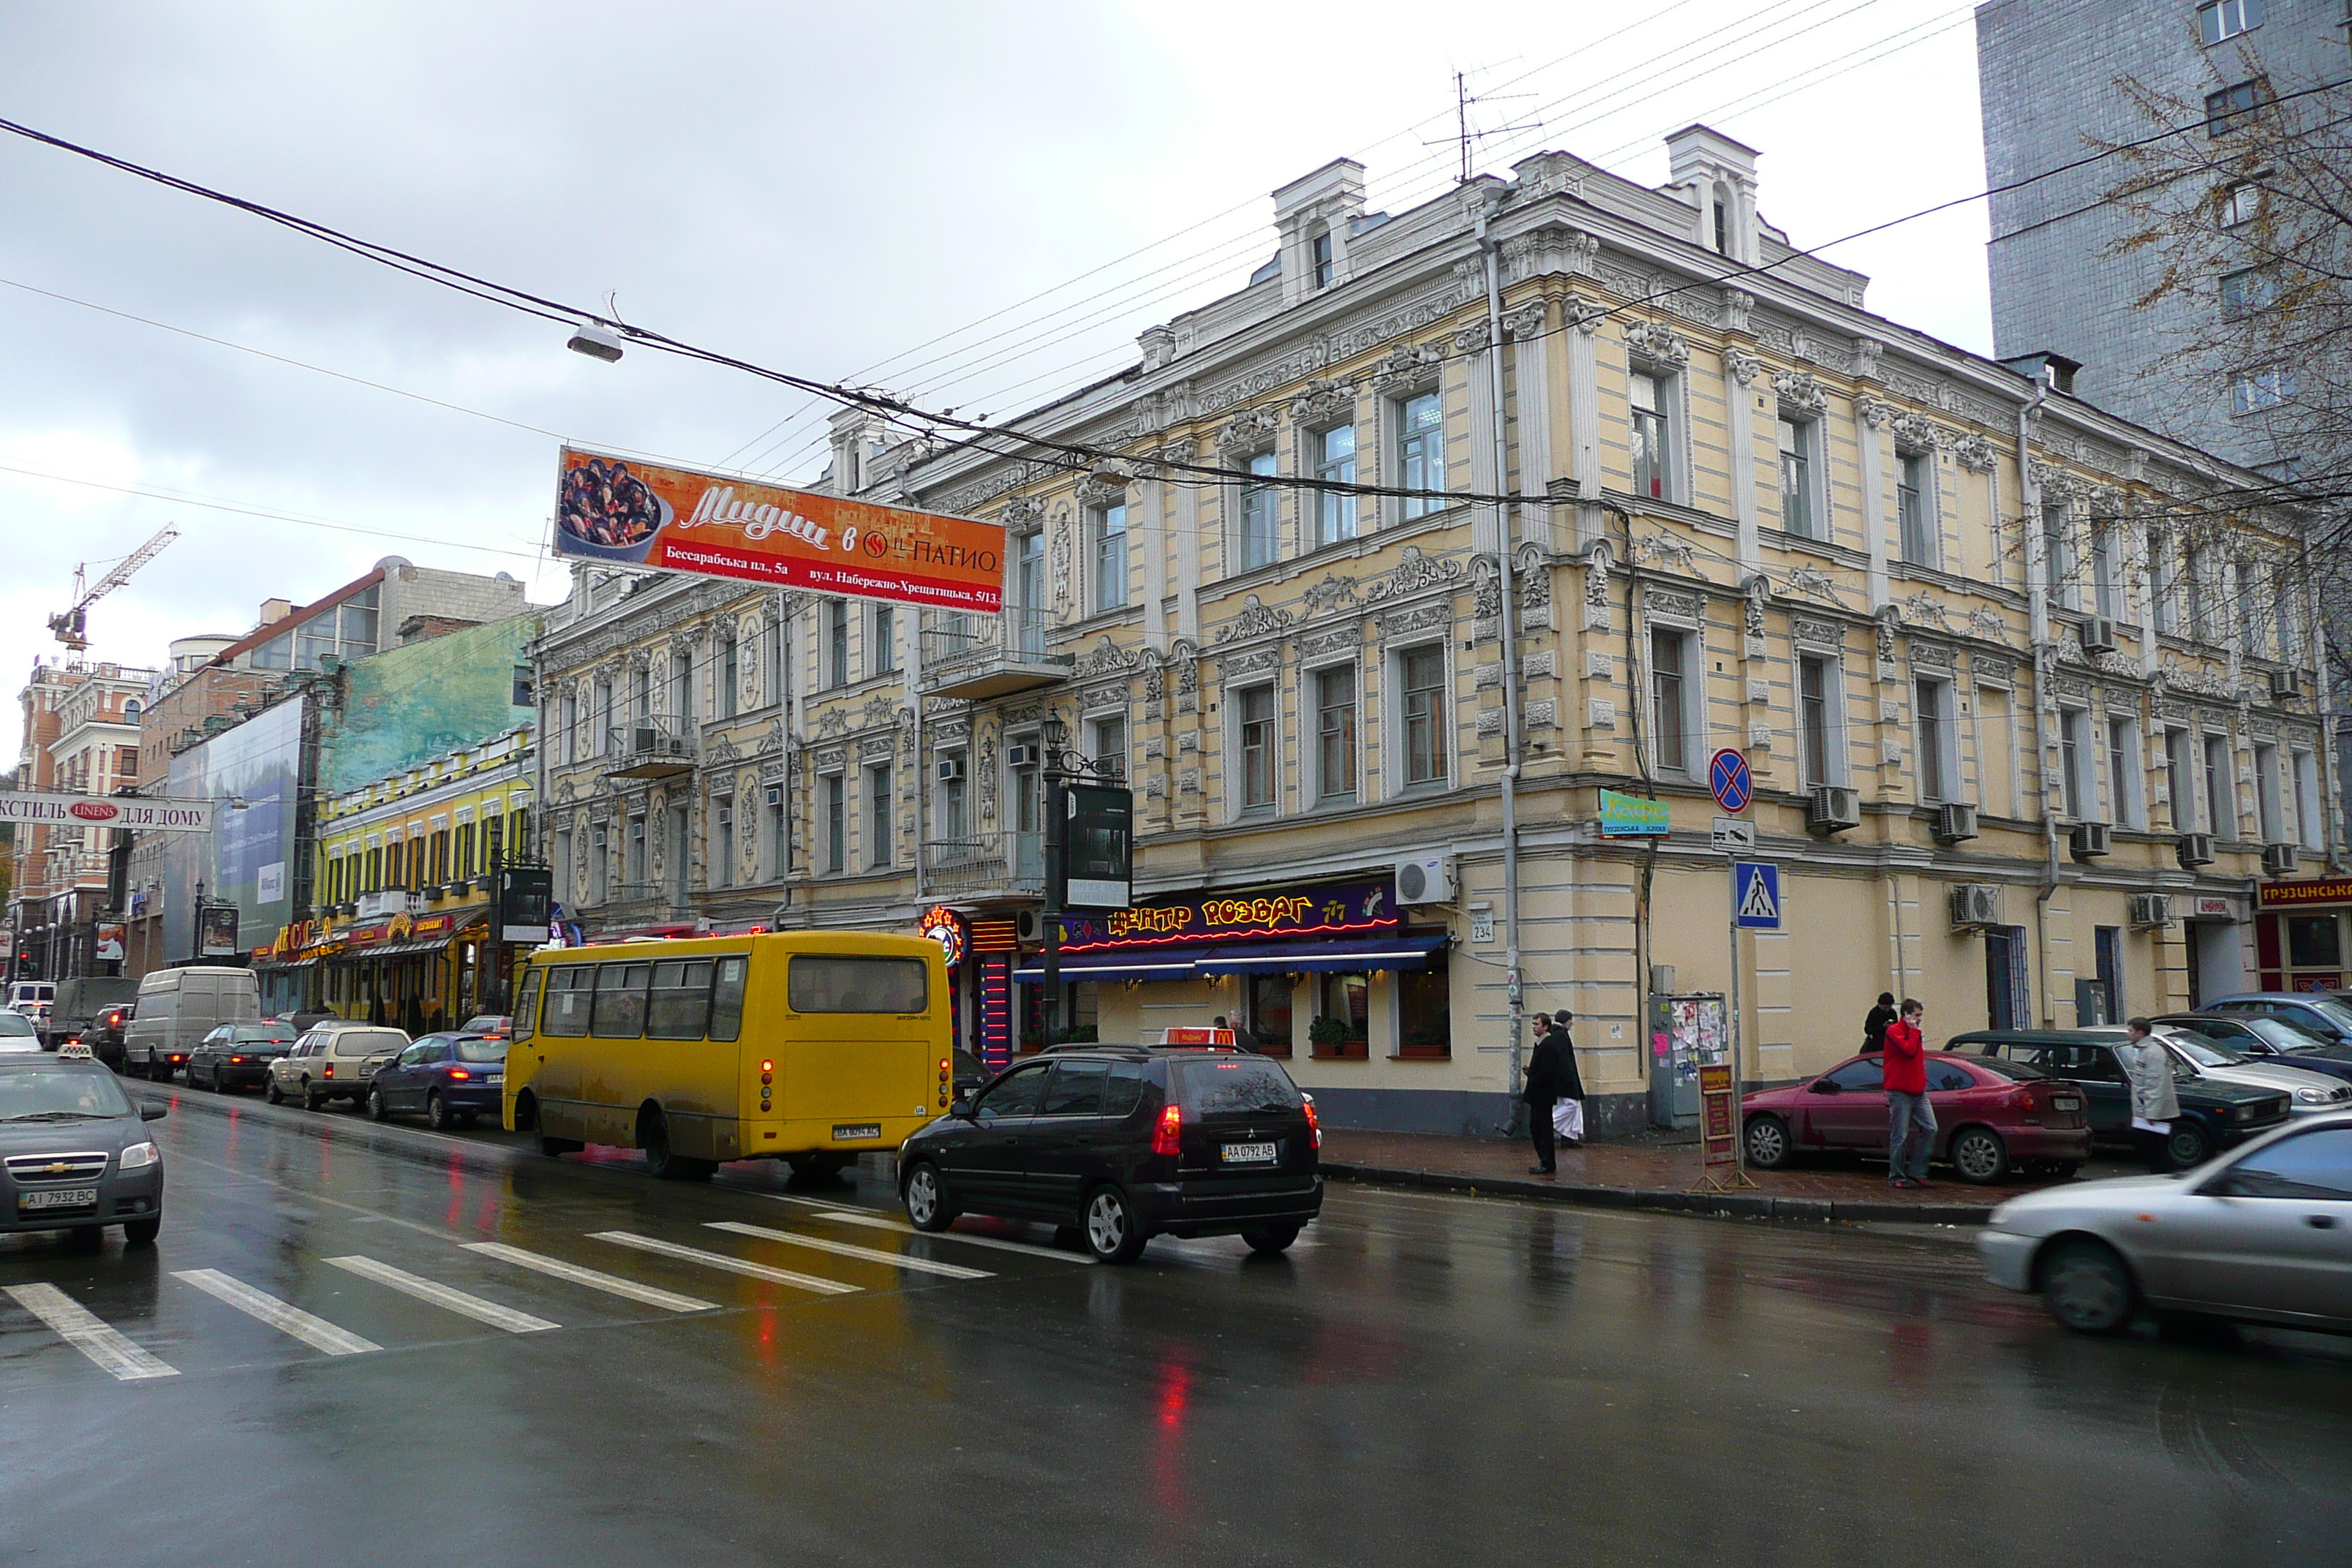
1733,862,1781,930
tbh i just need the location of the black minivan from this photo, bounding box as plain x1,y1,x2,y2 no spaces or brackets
897,1047,1323,1263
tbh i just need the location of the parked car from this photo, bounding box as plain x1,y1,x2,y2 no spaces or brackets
1980,1110,2352,1336
2147,1024,2352,1119
2174,1010,2352,1085
367,1033,508,1129
1952,1029,2291,1169
1741,1050,2092,1183
2201,992,2352,1053
78,1000,135,1070
265,1023,409,1109
185,1022,302,1093
0,1013,45,1055
897,1046,1324,1263
0,1044,167,1245
456,1014,511,1040
123,966,261,1080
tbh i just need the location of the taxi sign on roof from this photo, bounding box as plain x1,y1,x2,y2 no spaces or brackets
54,1042,93,1060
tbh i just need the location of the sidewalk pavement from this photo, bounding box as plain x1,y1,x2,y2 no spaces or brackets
1316,1128,2073,1225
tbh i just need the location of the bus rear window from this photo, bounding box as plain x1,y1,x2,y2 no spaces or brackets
1174,1057,1304,1115
788,956,928,1015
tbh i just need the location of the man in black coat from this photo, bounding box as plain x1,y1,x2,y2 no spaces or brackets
1521,1011,1585,1174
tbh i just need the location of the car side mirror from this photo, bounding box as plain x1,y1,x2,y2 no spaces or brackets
949,1096,975,1118
1809,1079,1840,1095
140,1105,167,1121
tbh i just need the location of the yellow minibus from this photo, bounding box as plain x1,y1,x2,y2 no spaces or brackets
505,930,949,1180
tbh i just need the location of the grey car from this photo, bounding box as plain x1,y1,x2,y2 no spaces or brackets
0,1049,167,1244
2150,1025,2352,1120
1980,1110,2352,1336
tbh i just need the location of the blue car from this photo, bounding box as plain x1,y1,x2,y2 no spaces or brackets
2200,994,2352,1065
365,1032,507,1131
2163,1010,2352,1087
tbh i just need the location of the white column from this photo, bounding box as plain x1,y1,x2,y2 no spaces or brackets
1172,464,1202,645
1504,301,1556,549
1567,299,1602,549
1856,395,1891,608
1137,473,1166,650
1724,349,1763,572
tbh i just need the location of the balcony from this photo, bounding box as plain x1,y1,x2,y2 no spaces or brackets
922,830,1044,900
919,608,1070,701
605,715,696,780
353,890,426,920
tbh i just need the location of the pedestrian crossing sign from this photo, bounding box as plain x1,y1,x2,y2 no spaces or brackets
1733,862,1781,930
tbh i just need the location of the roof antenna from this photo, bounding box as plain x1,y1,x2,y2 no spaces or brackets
1426,65,1542,185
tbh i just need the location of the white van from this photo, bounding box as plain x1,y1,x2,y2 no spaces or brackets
124,967,261,1081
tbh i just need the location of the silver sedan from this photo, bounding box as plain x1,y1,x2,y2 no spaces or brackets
1980,1111,2352,1335
2154,1025,2352,1119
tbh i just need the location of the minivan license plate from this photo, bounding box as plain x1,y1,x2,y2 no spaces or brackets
19,1187,97,1211
832,1123,881,1142
1220,1142,1278,1165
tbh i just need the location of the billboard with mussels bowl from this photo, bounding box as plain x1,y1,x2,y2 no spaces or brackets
553,446,1005,613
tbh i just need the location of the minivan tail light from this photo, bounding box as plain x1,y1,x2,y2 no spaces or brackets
1302,1094,1322,1150
1151,1102,1183,1156
323,1063,334,1078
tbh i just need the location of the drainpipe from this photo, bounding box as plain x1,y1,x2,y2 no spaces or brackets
2020,383,2062,1025
1477,192,1528,1118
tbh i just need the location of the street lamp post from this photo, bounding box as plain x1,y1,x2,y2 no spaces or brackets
1035,714,1123,1048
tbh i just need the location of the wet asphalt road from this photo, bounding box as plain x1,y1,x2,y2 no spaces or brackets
3,1086,2349,1568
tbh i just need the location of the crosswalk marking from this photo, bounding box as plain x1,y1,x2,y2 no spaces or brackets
462,1243,717,1313
173,1269,381,1356
706,1221,994,1281
323,1255,559,1334
588,1231,859,1295
806,1208,1093,1264
4,1283,178,1381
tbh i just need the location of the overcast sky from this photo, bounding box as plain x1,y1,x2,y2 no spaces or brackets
0,0,1989,742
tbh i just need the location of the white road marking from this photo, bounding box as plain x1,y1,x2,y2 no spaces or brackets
173,1269,380,1356
805,1207,1093,1264
706,1221,993,1281
462,1243,717,1313
4,1283,178,1381
323,1255,559,1333
587,1231,859,1296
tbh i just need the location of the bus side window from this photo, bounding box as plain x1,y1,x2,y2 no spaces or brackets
647,960,715,1040
543,966,592,1039
591,963,651,1039
513,968,541,1042
709,957,747,1042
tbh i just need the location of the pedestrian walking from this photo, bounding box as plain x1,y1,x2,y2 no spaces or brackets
2118,1017,2182,1173
1521,1010,1585,1175
1863,991,1897,1055
1882,998,1935,1188
1213,1014,1257,1052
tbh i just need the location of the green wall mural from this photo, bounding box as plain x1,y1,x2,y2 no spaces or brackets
320,613,540,796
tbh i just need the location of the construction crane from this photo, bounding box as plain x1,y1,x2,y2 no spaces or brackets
50,525,178,652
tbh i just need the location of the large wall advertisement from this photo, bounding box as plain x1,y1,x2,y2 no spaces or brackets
162,698,305,963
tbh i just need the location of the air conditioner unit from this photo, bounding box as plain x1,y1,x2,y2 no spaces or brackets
1006,744,1041,769
2079,617,2119,656
1395,853,1455,906
1014,908,1045,945
2176,832,2216,868
1806,785,1861,834
936,757,965,783
2128,892,2174,929
1933,802,1980,844
1949,883,2004,929
630,727,658,754
2269,668,2303,700
2070,821,2113,859
2264,842,2302,877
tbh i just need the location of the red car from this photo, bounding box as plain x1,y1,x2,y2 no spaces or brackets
1740,1051,2092,1184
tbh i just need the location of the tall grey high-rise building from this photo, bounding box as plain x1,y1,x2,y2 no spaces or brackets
1978,0,2345,472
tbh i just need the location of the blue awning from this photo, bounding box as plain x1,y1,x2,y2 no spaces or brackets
1193,935,1449,976
1012,948,1202,984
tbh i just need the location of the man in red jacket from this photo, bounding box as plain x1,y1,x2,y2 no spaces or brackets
1882,998,1934,1188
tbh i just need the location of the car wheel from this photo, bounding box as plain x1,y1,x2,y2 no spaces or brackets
265,1080,284,1106
1243,1224,1300,1254
426,1092,453,1132
1082,1185,1147,1264
304,1083,326,1111
368,1088,390,1122
121,1216,161,1246
1744,1113,1794,1170
2040,1237,2138,1335
902,1160,955,1232
2166,1120,2213,1169
1949,1126,2010,1186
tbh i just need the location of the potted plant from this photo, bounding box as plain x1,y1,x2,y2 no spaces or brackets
1309,1016,1350,1056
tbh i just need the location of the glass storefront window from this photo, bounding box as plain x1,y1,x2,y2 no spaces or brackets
2289,916,2341,969
1248,973,1293,1057
1315,973,1368,1059
1398,965,1450,1059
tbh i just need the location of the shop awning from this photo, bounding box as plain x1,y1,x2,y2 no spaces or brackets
333,915,488,962
1192,935,1450,976
1013,948,1203,984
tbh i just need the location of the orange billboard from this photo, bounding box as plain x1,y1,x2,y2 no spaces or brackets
553,446,1004,613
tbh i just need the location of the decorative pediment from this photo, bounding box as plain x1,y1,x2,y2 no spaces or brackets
1371,339,1446,389
1364,545,1463,603
1953,433,1997,473
1621,318,1690,369
1782,565,1843,603
1773,369,1828,415
1216,405,1281,453
1631,533,1695,573
1000,495,1045,528
1073,636,1137,677
1643,587,1704,623
1214,594,1294,644
1289,377,1357,423
1303,573,1360,617
1967,606,2010,644
1894,592,1952,632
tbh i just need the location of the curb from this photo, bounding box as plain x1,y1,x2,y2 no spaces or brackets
1317,1160,1994,1226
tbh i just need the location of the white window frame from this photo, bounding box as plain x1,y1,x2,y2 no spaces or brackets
1313,421,1358,546
1232,681,1280,815
1088,714,1127,783
1393,642,1450,793
1394,391,1445,521
1307,659,1360,806
823,772,846,874
1776,413,1823,540
2198,0,2261,48
2204,733,2236,840
1797,652,1849,789
2254,742,2283,843
2166,727,2198,832
2232,367,2295,415
1914,674,1959,804
1093,502,1128,614
1648,622,1703,780
2059,708,2093,822
2295,748,2323,851
1896,445,1937,568
1628,365,1684,506
2220,182,2261,229
1235,449,1279,572
2106,716,2144,829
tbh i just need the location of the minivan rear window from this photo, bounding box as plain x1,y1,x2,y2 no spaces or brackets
788,956,927,1015
1174,1057,1305,1115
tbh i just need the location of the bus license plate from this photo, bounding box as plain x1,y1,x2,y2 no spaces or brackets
1220,1142,1278,1165
2050,1096,2081,1112
832,1124,881,1142
19,1188,97,1212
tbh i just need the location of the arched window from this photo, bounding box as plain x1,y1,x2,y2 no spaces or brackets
123,699,143,723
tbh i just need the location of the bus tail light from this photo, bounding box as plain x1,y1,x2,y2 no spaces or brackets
761,1060,774,1074
1151,1102,1183,1157
1302,1094,1321,1150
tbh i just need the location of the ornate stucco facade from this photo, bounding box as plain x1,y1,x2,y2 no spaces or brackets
532,127,2332,1137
